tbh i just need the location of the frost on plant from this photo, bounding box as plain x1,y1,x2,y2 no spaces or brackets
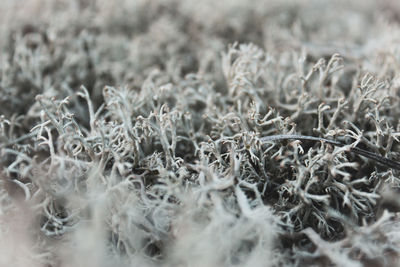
1,0,400,266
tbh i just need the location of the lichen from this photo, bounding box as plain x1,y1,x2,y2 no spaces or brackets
1,0,400,266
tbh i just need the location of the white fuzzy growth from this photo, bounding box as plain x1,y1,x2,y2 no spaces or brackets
1,0,400,266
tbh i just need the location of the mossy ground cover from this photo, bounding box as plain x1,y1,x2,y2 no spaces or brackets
1,1,400,266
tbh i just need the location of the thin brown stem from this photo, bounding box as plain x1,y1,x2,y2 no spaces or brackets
260,134,400,170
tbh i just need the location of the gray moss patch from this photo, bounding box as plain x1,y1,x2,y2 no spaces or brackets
1,1,400,266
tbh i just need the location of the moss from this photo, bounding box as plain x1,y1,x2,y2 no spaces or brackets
1,0,400,266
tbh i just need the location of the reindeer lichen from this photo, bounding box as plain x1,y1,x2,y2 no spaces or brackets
1,1,400,266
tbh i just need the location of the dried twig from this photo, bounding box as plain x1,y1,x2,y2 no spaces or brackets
261,134,400,170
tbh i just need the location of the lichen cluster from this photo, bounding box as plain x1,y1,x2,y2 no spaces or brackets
1,0,400,266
